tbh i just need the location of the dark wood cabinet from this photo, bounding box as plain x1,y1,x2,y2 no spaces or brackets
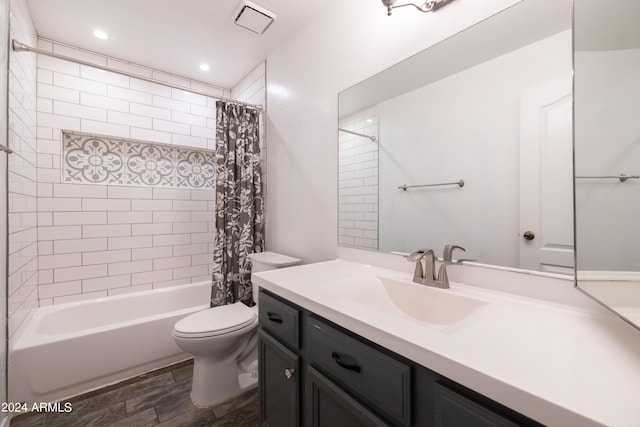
259,331,300,427
434,381,521,427
258,291,302,426
306,315,411,426
306,366,388,427
258,289,542,427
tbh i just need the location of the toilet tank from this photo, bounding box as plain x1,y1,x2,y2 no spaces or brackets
248,252,301,303
248,251,301,273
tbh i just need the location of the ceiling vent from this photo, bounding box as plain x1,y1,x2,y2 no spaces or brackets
233,1,277,35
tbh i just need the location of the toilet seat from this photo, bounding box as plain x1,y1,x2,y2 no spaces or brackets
174,302,257,339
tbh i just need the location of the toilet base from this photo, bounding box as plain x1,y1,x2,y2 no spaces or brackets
190,356,238,407
189,356,259,408
238,359,259,390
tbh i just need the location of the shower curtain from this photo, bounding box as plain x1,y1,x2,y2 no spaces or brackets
210,101,264,307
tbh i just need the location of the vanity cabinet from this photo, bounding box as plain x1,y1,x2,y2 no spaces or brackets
259,332,300,426
258,292,301,426
305,315,410,426
258,289,541,427
306,365,388,426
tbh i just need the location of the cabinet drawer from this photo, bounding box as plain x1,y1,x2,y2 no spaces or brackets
259,290,300,349
306,316,411,426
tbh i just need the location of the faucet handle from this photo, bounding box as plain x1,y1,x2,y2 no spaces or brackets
407,249,437,283
443,244,465,262
407,249,426,281
437,262,451,287
406,249,430,262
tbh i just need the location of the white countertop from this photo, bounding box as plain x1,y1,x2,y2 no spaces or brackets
252,259,640,427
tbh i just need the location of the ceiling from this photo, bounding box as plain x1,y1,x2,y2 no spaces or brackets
25,0,328,89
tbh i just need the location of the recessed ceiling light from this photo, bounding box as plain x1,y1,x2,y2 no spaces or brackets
199,64,210,72
93,30,109,40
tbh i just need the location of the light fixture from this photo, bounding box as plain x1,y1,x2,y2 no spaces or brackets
93,29,109,40
199,64,210,71
381,0,455,16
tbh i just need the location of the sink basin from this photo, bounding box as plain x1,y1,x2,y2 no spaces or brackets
354,276,488,326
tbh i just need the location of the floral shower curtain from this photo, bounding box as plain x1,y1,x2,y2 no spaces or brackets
210,101,264,307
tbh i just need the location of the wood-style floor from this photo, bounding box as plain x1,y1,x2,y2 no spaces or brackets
10,360,258,427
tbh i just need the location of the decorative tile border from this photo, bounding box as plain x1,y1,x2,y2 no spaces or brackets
62,131,216,189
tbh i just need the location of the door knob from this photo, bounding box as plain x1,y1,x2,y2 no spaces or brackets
284,368,295,379
523,231,535,241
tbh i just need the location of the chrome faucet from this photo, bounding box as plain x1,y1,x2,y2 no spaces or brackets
406,249,447,288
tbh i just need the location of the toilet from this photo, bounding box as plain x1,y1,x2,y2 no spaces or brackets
172,251,301,407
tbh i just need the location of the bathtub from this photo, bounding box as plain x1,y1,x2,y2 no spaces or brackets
10,281,211,405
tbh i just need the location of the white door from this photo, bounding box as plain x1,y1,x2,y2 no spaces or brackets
519,77,574,274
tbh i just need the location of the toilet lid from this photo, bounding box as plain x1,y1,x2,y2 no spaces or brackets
174,302,257,338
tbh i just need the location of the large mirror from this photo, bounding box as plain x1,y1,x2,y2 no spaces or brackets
574,0,640,329
338,0,574,274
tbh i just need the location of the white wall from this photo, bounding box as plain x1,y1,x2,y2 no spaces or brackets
265,0,524,264
8,0,38,342
378,31,571,266
575,48,640,271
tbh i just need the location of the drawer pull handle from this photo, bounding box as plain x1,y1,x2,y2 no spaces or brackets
284,368,295,379
331,351,361,373
267,312,283,323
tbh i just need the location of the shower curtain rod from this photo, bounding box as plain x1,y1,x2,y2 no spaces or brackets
11,39,263,112
338,128,377,142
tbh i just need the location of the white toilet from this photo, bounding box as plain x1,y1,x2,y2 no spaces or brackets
172,251,301,407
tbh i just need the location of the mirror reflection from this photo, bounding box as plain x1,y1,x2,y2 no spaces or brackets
338,0,574,274
574,0,640,328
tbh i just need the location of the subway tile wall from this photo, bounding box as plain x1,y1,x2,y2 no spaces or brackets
32,39,266,305
338,107,379,250
35,38,228,156
37,185,215,304
8,0,39,340
231,62,267,209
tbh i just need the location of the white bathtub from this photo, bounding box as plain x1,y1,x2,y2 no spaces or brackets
9,281,211,405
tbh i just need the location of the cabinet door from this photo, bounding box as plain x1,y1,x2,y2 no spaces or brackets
306,366,389,427
259,331,300,427
434,382,522,427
